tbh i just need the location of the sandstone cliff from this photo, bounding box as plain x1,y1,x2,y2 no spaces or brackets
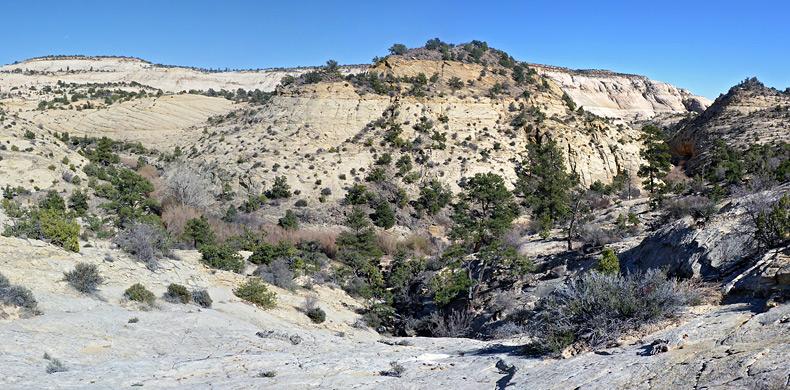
533,65,711,122
0,56,367,93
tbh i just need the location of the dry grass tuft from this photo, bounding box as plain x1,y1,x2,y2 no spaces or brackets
162,203,202,237
263,225,338,258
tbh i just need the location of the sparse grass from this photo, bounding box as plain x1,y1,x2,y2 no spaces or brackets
262,225,338,258
63,263,103,294
380,361,406,377
257,370,277,378
161,203,202,238
401,234,433,255
43,352,67,374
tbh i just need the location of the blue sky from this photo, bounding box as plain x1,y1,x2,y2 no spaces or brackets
1,0,787,99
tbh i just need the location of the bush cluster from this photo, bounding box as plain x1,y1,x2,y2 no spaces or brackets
124,283,155,304
530,269,701,353
164,283,190,303
2,202,80,253
191,289,213,308
0,273,38,309
234,277,277,309
199,244,245,273
63,263,103,294
755,193,790,248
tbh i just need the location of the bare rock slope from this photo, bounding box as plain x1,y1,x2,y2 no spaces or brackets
1,236,788,390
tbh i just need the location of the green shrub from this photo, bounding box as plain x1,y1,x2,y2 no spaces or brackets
68,190,89,216
40,190,66,211
249,241,296,265
40,209,79,252
164,283,190,304
373,200,395,229
125,283,155,304
597,248,619,274
278,209,299,230
531,269,701,353
63,263,103,294
755,193,790,248
199,244,245,273
191,289,213,308
345,184,373,205
182,216,216,248
235,277,277,309
0,276,38,309
44,353,67,374
416,179,452,215
266,176,292,199
307,307,326,323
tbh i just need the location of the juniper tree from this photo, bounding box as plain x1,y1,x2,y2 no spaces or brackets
517,139,580,236
182,215,216,249
450,172,520,252
637,125,671,195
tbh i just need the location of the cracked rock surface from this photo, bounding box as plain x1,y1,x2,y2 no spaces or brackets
1,236,789,389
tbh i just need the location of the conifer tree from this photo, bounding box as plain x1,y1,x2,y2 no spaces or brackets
517,139,579,236
450,172,520,252
637,125,671,195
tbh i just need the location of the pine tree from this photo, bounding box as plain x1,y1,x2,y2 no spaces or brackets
637,125,671,195
336,207,385,298
278,209,299,231
182,216,216,249
372,199,395,229
450,173,520,252
517,139,580,236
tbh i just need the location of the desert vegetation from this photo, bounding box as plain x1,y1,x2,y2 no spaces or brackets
1,40,789,383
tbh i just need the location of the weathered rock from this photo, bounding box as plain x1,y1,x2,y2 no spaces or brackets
622,213,757,280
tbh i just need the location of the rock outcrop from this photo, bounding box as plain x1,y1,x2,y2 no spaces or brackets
0,56,367,93
533,65,711,122
2,233,789,390
669,79,790,171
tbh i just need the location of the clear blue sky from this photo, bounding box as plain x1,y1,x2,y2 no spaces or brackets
1,0,787,99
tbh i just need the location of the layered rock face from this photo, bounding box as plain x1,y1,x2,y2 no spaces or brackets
1,55,711,195
0,56,367,93
534,65,711,121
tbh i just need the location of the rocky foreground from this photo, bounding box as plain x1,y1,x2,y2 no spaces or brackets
1,235,788,390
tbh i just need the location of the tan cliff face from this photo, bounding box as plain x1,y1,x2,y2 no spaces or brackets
0,55,710,202
533,65,711,121
0,56,367,93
